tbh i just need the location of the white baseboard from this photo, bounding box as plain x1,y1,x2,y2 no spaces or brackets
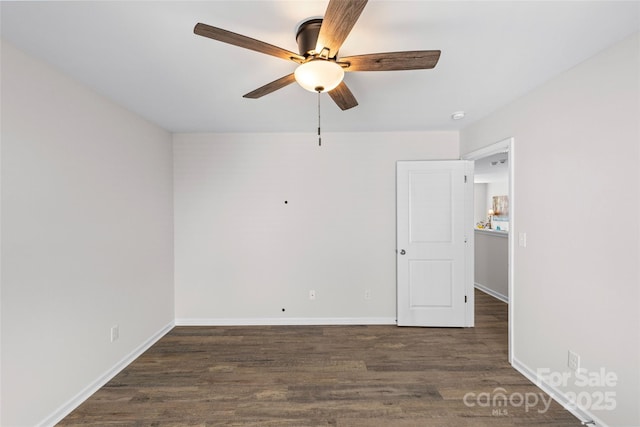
39,321,174,427
175,317,397,326
474,282,509,303
511,356,607,427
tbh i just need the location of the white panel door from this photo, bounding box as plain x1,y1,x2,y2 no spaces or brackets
397,161,474,327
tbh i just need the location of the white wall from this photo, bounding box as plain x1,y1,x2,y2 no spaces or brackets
461,33,640,427
174,131,458,323
1,41,174,426
474,183,488,225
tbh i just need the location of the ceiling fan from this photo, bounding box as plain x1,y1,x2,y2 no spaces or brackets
194,0,440,111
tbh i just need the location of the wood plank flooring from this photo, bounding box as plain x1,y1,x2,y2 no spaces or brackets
59,290,581,426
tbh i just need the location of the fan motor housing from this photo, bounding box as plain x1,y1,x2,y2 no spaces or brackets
296,18,324,57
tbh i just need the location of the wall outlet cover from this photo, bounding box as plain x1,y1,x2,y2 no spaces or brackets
110,325,119,343
568,350,580,371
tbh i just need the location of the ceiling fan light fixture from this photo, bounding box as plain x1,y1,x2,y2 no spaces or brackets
294,59,344,93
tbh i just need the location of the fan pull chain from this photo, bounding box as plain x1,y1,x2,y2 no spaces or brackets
317,90,322,147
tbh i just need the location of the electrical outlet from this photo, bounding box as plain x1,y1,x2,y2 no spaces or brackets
309,290,316,300
364,289,372,300
568,350,580,371
110,325,119,343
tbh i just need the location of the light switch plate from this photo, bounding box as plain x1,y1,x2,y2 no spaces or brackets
519,232,527,247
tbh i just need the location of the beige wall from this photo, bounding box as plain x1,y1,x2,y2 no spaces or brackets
1,41,175,426
461,33,640,427
173,131,458,323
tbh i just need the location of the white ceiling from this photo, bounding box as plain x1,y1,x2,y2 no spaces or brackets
2,1,638,134
474,152,508,183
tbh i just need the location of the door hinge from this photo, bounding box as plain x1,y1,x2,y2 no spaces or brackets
465,295,468,303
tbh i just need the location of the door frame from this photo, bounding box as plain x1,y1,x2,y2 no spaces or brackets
462,137,514,363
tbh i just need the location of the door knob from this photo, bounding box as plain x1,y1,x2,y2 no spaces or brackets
399,249,406,255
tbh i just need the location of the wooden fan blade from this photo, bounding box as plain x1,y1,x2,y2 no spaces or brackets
328,81,358,110
194,23,304,62
341,50,441,72
243,74,297,99
316,0,368,57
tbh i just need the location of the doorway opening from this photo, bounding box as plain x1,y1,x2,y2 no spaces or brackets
462,137,514,363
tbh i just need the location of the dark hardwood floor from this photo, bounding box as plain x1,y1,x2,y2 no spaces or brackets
59,290,581,426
